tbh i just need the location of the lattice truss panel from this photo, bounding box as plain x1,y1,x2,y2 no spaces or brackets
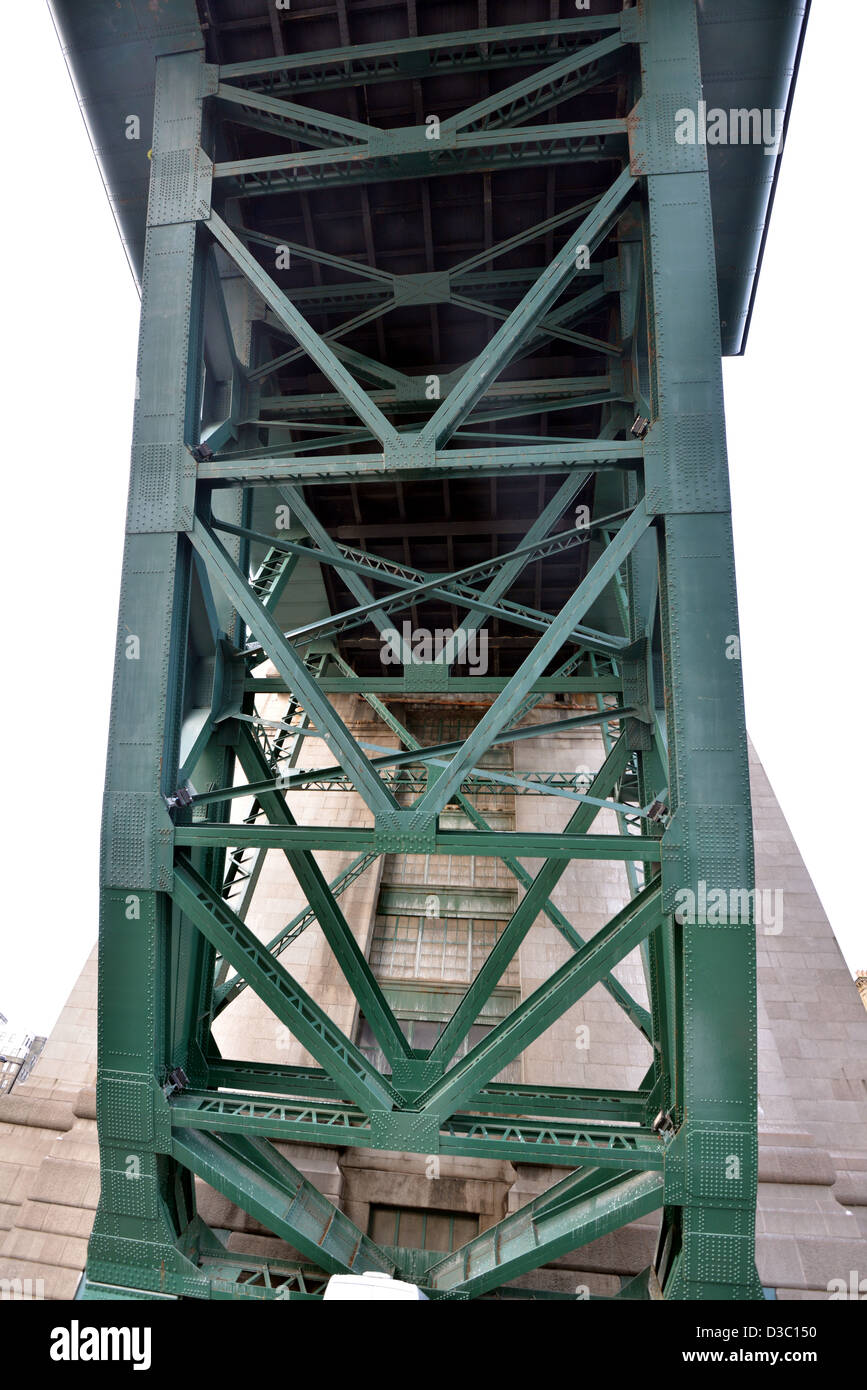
90,0,761,1301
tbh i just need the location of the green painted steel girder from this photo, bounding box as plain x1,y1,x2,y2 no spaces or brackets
213,123,627,198
168,1090,663,1173
76,0,785,1300
172,1128,396,1278
244,676,623,695
172,859,401,1115
175,824,661,863
219,17,625,92
205,1060,650,1123
197,438,640,487
213,849,381,1014
426,1168,664,1298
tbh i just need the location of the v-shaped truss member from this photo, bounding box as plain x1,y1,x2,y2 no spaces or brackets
209,210,400,448
172,860,400,1115
190,514,399,816
411,503,651,818
232,723,412,1070
417,167,636,448
173,1128,395,1278
416,883,663,1117
426,1168,663,1298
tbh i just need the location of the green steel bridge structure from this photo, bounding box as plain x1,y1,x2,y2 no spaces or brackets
50,0,809,1300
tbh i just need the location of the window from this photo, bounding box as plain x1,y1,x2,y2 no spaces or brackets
384,850,515,892
363,705,522,1082
356,983,521,1083
369,912,520,987
408,716,513,772
358,1014,509,1069
368,1204,478,1253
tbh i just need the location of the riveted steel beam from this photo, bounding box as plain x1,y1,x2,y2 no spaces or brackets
245,676,623,695
190,515,399,815
197,437,641,487
213,123,627,199
214,849,380,1014
426,1168,664,1298
415,883,663,1117
168,1090,663,1172
81,0,766,1299
216,83,379,147
172,1128,396,1277
219,17,626,93
175,824,662,863
206,1059,650,1122
634,0,761,1301
173,859,400,1114
86,48,221,1300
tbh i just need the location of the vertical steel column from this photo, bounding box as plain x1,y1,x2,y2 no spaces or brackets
87,47,213,1296
636,0,762,1299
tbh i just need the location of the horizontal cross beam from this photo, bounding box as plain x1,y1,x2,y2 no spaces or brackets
190,705,638,809
169,1091,663,1172
213,124,626,196
218,18,626,88
205,1060,650,1122
198,438,642,486
175,826,662,861
244,676,623,694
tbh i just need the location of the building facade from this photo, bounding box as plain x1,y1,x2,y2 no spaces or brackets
0,1033,46,1098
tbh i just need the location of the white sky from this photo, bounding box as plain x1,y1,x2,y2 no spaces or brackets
1,3,862,1036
